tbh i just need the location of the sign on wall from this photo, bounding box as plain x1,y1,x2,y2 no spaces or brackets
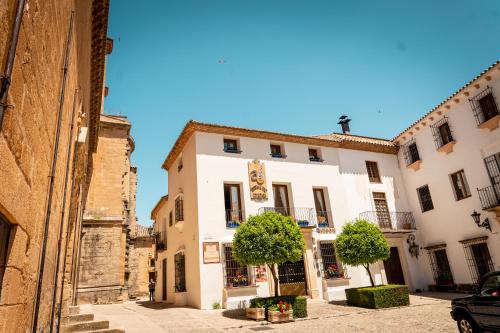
202,242,220,264
255,265,268,282
248,160,268,200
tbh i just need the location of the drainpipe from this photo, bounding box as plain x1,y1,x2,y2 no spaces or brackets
0,0,26,131
49,89,78,332
32,11,74,333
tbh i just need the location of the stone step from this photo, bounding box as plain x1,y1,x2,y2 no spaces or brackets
61,320,109,332
88,330,125,333
69,306,80,315
62,313,94,324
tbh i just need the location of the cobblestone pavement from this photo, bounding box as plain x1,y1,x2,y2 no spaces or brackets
82,293,461,333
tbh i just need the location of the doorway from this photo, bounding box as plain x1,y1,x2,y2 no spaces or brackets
278,258,308,296
383,247,405,285
162,258,167,301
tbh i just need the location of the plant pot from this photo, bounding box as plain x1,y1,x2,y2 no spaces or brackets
246,307,265,321
318,222,329,228
174,292,187,306
267,310,293,323
297,221,309,227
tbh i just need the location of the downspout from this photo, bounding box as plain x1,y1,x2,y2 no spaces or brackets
0,0,26,131
32,11,74,333
49,89,78,332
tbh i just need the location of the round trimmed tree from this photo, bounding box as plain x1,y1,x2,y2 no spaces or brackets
335,219,390,286
232,211,305,296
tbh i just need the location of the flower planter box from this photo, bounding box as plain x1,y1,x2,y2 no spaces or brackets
246,308,265,321
268,310,293,323
174,292,187,306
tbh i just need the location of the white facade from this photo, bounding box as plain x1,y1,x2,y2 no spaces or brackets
152,60,500,310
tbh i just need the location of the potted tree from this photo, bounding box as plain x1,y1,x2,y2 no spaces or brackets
232,211,305,319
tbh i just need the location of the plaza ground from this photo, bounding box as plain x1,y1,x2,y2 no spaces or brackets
81,293,461,332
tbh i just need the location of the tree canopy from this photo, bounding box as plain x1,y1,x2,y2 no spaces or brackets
232,211,305,296
335,219,390,286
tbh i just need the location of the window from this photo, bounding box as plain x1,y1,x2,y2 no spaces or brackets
373,192,391,228
169,211,173,227
174,252,186,292
0,216,11,298
308,148,322,162
431,117,454,149
313,188,329,227
480,275,500,297
450,170,471,200
272,184,290,216
224,184,243,227
150,258,155,267
365,161,381,183
319,242,344,279
470,87,500,125
175,196,184,222
224,245,249,287
426,246,454,285
177,157,183,172
223,138,239,153
461,237,494,284
403,139,421,166
270,144,285,158
478,153,500,210
417,185,434,212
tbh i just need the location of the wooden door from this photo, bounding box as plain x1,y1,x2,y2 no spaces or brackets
162,258,167,300
383,247,405,285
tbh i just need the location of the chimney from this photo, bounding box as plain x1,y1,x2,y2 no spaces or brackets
337,115,351,134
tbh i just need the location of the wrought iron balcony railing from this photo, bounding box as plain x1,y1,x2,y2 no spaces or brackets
359,211,416,230
155,231,167,251
258,207,332,228
477,183,500,210
225,209,245,228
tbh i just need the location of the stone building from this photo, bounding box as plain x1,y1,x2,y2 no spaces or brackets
77,115,154,304
0,0,110,332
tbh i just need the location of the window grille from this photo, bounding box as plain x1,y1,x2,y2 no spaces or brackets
174,252,186,292
373,192,391,228
430,117,454,149
278,259,307,284
365,161,381,183
469,87,500,125
0,215,11,299
319,241,345,279
223,245,249,287
402,138,420,166
425,245,453,285
175,197,184,222
417,185,434,212
460,237,494,284
478,153,500,210
169,211,173,227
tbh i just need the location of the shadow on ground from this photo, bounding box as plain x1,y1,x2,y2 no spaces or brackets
413,292,470,301
222,308,247,319
135,300,196,310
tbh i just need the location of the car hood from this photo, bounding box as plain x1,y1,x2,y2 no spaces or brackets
452,295,475,305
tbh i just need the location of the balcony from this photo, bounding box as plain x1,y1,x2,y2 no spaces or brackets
155,231,167,251
225,209,245,228
477,183,500,210
258,207,333,228
359,211,416,231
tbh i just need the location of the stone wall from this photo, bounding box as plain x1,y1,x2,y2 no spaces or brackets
128,236,155,298
0,0,109,332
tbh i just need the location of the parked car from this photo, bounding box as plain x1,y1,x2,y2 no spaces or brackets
451,271,500,333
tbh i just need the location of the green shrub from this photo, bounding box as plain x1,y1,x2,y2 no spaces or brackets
345,285,409,309
250,295,307,318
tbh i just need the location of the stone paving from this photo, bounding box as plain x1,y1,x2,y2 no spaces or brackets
81,293,462,332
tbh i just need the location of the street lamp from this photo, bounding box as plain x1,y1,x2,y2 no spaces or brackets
470,210,491,232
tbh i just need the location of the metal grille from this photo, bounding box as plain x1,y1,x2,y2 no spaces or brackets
426,246,454,285
478,153,500,209
278,259,306,284
319,241,345,279
174,252,186,292
430,117,454,149
402,138,420,166
373,192,391,228
169,211,173,227
175,197,184,222
365,161,381,183
460,237,495,284
417,185,434,212
223,245,249,287
469,87,500,125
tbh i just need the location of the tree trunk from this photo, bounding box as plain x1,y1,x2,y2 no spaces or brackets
267,263,279,297
363,264,375,287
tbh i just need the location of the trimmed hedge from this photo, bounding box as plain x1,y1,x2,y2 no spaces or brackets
345,285,409,309
250,295,307,318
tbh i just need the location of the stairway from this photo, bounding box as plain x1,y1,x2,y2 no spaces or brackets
60,306,124,333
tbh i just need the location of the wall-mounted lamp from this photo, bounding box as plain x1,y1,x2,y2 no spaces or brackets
470,210,491,232
406,234,420,259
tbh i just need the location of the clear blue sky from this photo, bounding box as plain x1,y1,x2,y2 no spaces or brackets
105,0,500,226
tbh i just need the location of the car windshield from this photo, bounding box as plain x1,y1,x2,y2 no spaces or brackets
480,275,500,297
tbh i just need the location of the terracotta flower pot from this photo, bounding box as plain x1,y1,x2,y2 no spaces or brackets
246,307,265,321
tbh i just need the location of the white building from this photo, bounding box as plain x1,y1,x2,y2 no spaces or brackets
151,60,500,309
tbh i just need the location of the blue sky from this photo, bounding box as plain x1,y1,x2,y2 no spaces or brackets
105,0,500,226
